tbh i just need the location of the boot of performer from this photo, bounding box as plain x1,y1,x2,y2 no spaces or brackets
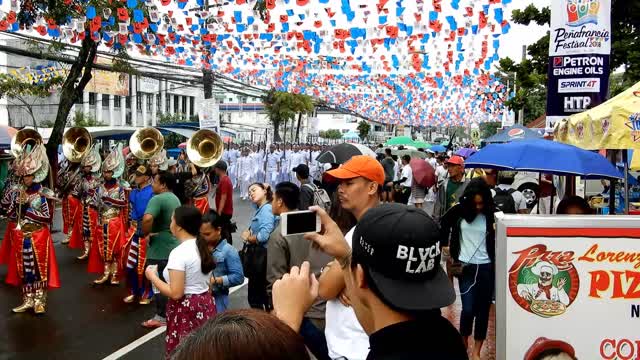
77,241,90,260
12,285,35,313
94,263,111,284
33,287,47,315
61,230,71,245
110,262,120,285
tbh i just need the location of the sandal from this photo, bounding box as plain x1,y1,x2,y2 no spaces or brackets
141,319,166,328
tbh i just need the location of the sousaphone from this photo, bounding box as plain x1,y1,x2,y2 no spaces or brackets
186,129,224,168
11,128,43,158
62,127,92,163
129,127,164,160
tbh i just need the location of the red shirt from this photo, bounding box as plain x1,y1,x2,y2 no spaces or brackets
215,175,233,215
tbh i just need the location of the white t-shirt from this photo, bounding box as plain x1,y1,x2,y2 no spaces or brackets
325,228,370,360
401,164,413,187
163,239,212,295
458,214,491,264
426,157,437,169
491,184,528,212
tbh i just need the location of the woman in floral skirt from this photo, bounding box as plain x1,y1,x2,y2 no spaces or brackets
145,205,216,357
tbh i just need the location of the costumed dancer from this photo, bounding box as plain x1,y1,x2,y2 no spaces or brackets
78,146,102,264
9,144,60,314
149,149,168,178
92,144,128,285
122,164,154,304
58,160,81,245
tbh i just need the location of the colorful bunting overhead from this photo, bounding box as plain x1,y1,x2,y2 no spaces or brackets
0,0,513,126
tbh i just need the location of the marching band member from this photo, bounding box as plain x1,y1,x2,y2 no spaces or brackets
187,163,211,214
9,144,60,314
0,162,20,284
58,160,81,245
149,149,169,177
236,148,253,200
122,165,154,304
265,145,280,188
92,145,128,285
78,146,102,264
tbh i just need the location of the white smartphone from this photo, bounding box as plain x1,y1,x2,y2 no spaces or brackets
280,210,321,237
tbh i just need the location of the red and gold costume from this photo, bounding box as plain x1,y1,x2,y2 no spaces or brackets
91,144,128,285
0,176,19,284
189,173,211,214
78,147,102,265
9,144,60,315
58,161,81,246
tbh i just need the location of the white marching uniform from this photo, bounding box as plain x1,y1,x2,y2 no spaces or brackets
265,152,280,188
227,149,240,188
280,150,291,183
310,150,321,181
289,151,307,186
237,155,253,200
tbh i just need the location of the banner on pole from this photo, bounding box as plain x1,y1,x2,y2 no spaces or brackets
198,98,220,133
546,0,611,131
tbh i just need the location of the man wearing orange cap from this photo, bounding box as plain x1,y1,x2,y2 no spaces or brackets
317,155,384,360
433,155,470,222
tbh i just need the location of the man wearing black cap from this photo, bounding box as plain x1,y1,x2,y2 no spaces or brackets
293,164,314,210
273,203,468,360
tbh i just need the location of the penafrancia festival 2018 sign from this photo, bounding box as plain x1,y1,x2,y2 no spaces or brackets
546,0,611,131
496,215,640,360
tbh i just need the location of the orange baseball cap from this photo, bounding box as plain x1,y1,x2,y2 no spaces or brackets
446,155,465,166
326,155,385,185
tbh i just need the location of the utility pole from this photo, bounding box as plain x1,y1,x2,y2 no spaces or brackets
518,45,526,125
202,0,213,101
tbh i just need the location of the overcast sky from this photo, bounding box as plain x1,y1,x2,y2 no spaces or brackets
499,0,550,61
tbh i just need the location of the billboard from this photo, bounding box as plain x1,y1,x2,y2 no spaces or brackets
198,98,220,133
86,57,129,96
496,215,640,360
546,0,611,130
138,77,160,93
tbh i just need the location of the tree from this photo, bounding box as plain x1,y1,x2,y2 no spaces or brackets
10,0,145,178
479,122,501,139
293,93,315,143
263,89,297,142
319,129,342,140
498,1,640,121
0,71,64,128
72,110,105,127
158,113,187,148
357,120,371,141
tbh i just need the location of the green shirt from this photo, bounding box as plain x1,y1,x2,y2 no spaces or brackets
446,179,463,211
145,191,181,260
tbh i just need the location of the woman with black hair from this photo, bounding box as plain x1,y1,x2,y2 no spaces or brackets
241,182,276,310
441,177,496,360
145,205,216,357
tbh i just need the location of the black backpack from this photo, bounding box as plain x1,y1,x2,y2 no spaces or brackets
494,188,517,213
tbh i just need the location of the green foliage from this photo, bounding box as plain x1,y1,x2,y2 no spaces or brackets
357,120,371,140
499,1,640,122
157,113,186,148
479,122,502,139
73,111,105,127
319,129,343,140
263,89,314,142
0,73,64,99
40,120,55,127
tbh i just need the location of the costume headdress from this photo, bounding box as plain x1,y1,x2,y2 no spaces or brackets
149,149,168,171
81,144,102,173
102,143,125,178
15,144,49,183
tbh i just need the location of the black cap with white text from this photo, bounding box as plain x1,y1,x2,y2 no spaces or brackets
352,203,455,311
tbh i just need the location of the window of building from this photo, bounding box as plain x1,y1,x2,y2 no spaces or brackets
147,94,153,111
102,94,109,109
136,92,142,110
228,97,233,103
182,96,187,114
114,96,121,108
190,97,195,116
89,92,96,105
157,94,161,113
174,95,179,113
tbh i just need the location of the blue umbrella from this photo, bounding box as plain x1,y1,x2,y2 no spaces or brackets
430,144,446,153
465,139,622,179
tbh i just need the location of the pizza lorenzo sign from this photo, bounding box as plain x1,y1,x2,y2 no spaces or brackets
497,216,640,360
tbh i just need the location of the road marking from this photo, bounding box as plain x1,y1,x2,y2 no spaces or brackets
102,278,249,360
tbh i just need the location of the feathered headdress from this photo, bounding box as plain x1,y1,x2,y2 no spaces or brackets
15,144,49,183
102,143,125,179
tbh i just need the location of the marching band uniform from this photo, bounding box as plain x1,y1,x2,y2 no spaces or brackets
92,145,127,285
237,150,253,200
78,147,102,266
58,161,81,246
190,172,211,214
122,165,154,304
149,149,168,179
265,149,280,188
10,145,60,314
0,170,19,284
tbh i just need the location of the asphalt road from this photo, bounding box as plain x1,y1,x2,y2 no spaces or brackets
0,192,255,360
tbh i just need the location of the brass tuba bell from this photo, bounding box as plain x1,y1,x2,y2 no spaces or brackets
186,129,224,168
62,127,92,163
11,128,43,158
129,127,164,160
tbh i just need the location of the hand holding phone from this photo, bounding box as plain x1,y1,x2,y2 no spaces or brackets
280,210,321,237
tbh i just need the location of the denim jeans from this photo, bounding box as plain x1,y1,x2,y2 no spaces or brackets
146,259,168,319
458,263,494,340
300,317,330,360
